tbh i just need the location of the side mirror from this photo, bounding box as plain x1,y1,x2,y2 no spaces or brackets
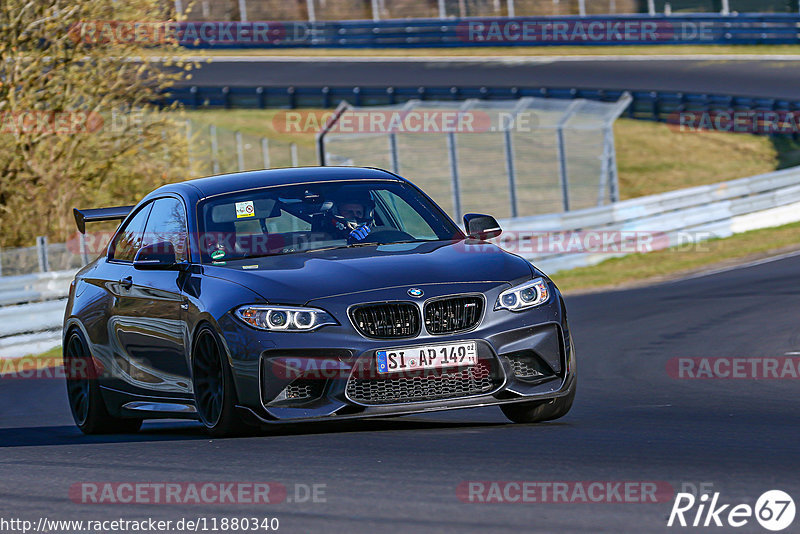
133,241,179,270
464,213,502,240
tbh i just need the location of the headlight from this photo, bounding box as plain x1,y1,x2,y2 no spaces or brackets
235,305,338,332
495,278,550,311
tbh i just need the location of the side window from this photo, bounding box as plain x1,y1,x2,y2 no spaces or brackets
111,204,153,262
143,198,189,262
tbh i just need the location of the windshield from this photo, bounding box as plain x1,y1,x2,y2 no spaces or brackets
197,180,462,263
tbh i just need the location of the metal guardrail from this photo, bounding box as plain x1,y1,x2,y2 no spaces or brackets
175,14,800,49
168,85,800,135
0,281,72,359
500,166,800,273
0,271,77,307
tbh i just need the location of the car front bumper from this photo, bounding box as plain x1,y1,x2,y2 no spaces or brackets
219,280,575,423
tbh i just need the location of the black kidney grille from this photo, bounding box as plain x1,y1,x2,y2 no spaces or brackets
350,302,421,339
424,296,484,334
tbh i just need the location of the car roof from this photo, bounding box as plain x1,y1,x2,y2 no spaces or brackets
151,167,406,200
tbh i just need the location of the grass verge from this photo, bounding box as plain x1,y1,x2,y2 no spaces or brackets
0,345,62,375
551,221,800,293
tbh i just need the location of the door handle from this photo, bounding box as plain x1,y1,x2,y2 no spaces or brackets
119,276,133,289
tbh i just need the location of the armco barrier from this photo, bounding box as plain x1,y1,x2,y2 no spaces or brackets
0,270,77,307
501,166,800,273
0,271,75,358
172,15,800,49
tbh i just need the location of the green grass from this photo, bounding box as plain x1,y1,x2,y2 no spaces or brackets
551,221,800,292
168,44,800,57
186,109,317,147
0,345,62,375
614,119,785,199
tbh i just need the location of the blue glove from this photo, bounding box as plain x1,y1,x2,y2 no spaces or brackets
349,224,371,242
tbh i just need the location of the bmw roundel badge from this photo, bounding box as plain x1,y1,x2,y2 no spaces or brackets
408,288,424,298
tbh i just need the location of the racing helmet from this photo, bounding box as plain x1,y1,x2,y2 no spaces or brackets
328,188,376,232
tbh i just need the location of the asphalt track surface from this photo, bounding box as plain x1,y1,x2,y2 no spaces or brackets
2,253,799,533
183,56,800,100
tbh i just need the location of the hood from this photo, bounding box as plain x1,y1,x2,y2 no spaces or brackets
202,240,533,305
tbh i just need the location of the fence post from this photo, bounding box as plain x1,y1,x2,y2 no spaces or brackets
598,126,612,206
174,0,183,16
606,126,620,203
720,0,729,15
371,0,381,20
290,143,299,167
389,134,399,173
438,0,447,19
555,100,584,212
36,236,50,273
503,126,517,219
446,132,462,221
578,0,586,16
261,137,271,169
647,0,655,15
316,101,350,166
238,0,248,21
507,0,515,17
210,125,220,174
307,0,316,22
80,233,90,265
235,131,245,171
0,248,3,277
502,99,530,219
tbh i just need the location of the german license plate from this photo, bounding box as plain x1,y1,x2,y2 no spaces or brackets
375,341,477,374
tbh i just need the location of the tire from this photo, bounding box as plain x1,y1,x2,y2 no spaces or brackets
64,330,143,435
500,382,576,424
191,325,248,437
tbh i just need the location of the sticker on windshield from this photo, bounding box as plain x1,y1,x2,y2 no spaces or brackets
211,250,226,260
235,201,255,218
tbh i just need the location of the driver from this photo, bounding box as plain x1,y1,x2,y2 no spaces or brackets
323,190,376,242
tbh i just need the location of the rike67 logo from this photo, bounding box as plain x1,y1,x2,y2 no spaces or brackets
668,490,795,531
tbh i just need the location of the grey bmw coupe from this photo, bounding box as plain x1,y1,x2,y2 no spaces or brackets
64,167,576,436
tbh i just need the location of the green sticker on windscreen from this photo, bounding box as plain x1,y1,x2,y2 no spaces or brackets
211,250,226,260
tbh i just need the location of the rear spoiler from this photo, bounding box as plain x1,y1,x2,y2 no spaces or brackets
73,206,134,234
